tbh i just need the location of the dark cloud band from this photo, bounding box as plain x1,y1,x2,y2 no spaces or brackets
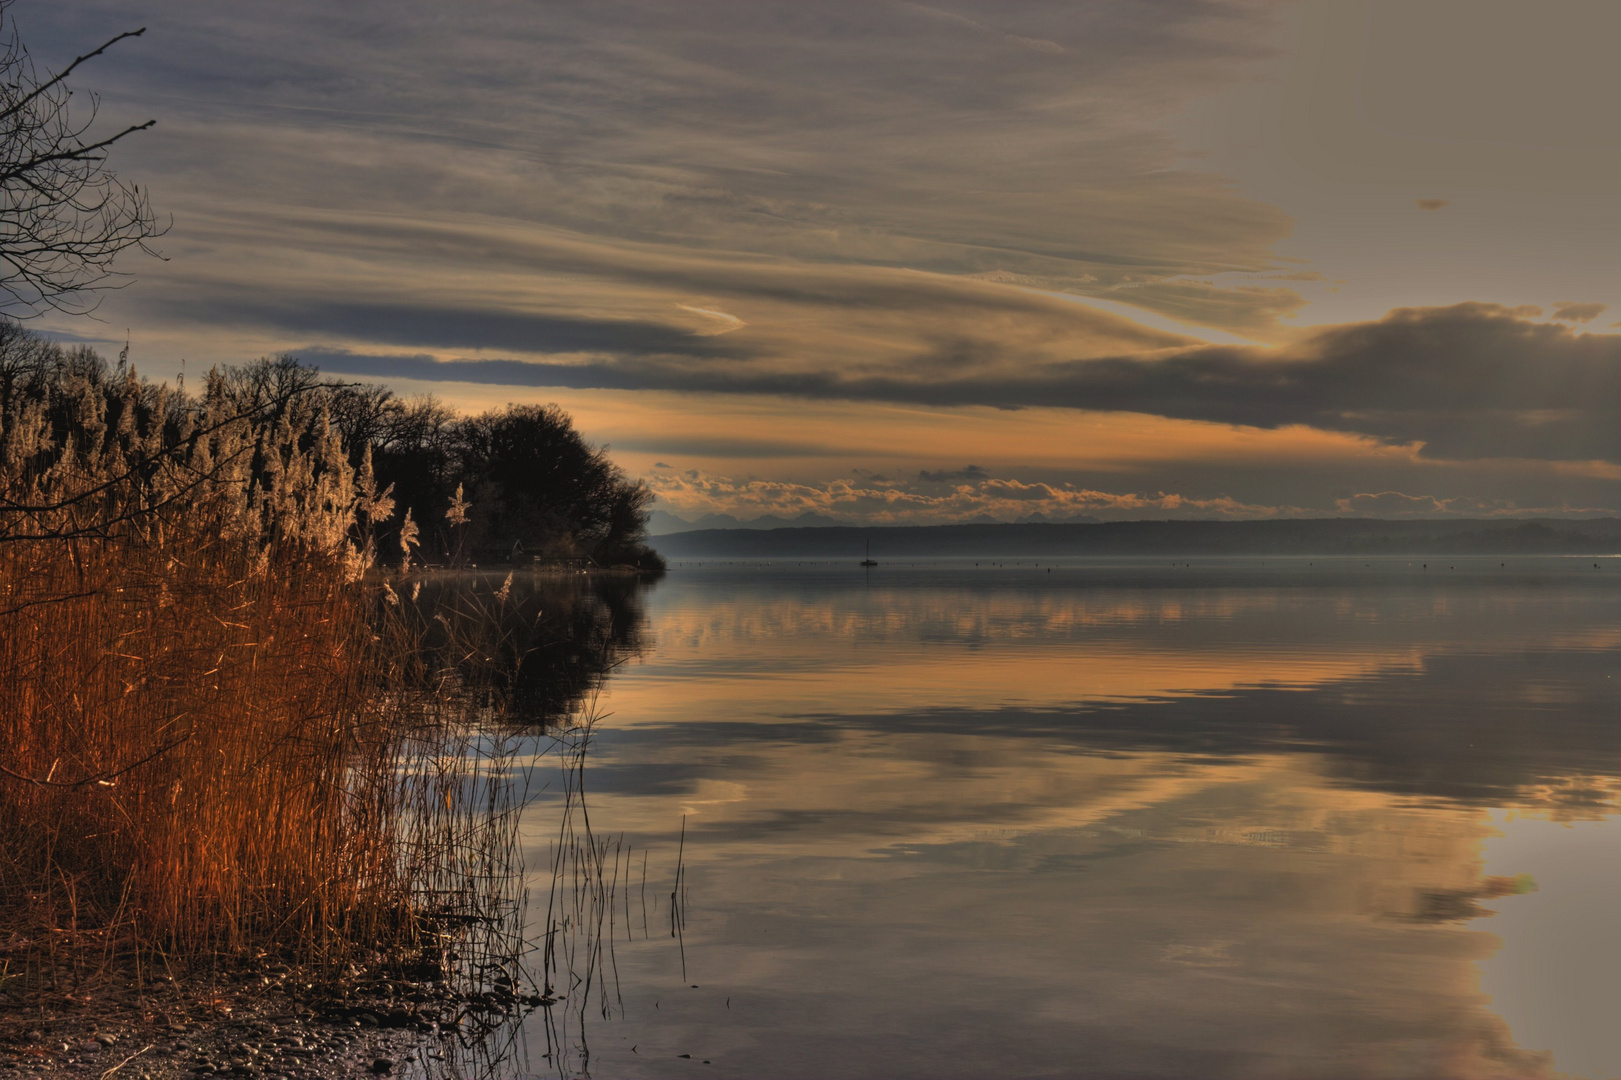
172,300,749,360
305,303,1619,463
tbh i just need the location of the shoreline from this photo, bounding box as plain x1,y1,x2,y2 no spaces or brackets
0,962,544,1078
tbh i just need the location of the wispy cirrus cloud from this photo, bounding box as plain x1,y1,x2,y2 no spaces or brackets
30,0,1304,342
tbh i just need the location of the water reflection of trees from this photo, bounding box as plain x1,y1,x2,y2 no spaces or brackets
383,572,677,1080
397,571,651,726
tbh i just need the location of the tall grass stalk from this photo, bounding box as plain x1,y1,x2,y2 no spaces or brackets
0,534,413,981
0,335,505,990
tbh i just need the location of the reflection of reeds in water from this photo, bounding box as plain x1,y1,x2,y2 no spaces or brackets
402,701,689,1080
528,707,688,1079
382,574,554,1080
398,571,648,728
388,576,682,1080
672,813,689,983
391,716,537,1080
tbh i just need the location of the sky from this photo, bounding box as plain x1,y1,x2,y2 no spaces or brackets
20,0,1620,526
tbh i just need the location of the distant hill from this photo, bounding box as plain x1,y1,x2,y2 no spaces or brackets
651,518,1620,559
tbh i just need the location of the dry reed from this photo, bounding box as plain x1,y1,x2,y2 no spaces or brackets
0,533,410,981
0,337,494,990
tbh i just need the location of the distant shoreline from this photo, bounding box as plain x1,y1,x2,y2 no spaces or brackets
651,517,1620,559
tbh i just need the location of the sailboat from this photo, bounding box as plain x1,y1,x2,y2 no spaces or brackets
860,538,877,567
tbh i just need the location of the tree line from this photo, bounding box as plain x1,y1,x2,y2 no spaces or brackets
0,323,662,572
321,361,662,570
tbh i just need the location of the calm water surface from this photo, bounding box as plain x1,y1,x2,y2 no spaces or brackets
509,559,1619,1079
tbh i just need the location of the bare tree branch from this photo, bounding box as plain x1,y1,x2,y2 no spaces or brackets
0,27,146,124
0,2,165,317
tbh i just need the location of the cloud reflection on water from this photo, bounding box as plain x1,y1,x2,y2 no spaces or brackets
514,563,1616,1078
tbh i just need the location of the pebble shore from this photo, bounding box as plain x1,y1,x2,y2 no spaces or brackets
0,970,543,1079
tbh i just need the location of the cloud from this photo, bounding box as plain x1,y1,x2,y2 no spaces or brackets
610,435,852,459
308,303,1620,464
21,0,1617,518
203,301,749,359
1330,491,1617,518
1415,199,1449,211
1552,302,1608,323
651,470,1610,526
143,213,1197,375
988,303,1618,462
28,0,1305,341
917,465,990,483
1335,491,1451,514
675,303,746,334
647,469,1294,526
1108,278,1310,335
1333,491,1506,516
898,3,1067,57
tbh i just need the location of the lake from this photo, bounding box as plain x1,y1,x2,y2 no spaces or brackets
495,558,1618,1079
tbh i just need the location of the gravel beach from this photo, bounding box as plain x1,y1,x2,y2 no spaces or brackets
0,967,544,1079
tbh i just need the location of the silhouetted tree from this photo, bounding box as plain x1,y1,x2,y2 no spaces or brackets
0,2,164,316
456,404,651,562
292,363,658,567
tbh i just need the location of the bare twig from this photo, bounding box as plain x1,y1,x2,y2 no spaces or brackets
97,1042,151,1080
